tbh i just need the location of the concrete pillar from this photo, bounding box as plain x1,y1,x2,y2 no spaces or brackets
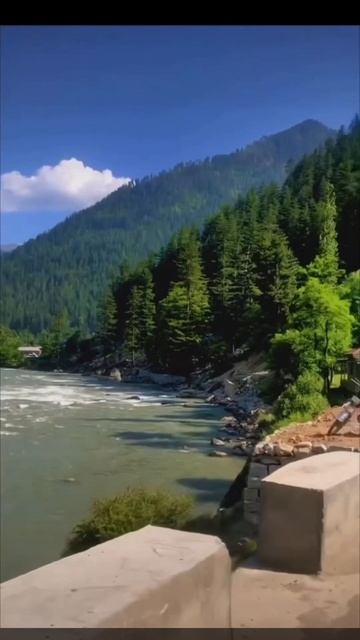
259,452,360,575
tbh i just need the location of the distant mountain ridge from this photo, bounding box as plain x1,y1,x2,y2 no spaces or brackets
1,119,336,333
1,244,19,253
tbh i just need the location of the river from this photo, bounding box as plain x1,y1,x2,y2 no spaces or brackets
0,368,243,581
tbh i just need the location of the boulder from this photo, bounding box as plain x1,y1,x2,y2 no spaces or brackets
208,450,229,457
109,368,122,381
211,437,226,447
273,443,294,457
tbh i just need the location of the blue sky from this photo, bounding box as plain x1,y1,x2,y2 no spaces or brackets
1,25,359,244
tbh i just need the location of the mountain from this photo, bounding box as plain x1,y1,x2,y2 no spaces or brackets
1,244,19,253
1,119,335,333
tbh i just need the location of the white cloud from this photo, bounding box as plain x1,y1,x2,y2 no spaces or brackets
0,158,132,213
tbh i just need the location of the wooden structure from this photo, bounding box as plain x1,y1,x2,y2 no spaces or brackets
17,346,42,358
335,347,360,394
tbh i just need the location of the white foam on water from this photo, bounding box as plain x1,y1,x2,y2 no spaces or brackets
18,404,29,409
54,425,65,429
0,431,18,436
0,417,5,422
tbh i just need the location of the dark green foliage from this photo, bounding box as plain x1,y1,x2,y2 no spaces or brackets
270,280,353,394
97,286,119,351
1,120,335,333
40,310,73,367
0,325,23,367
158,228,210,373
64,488,194,554
275,371,329,421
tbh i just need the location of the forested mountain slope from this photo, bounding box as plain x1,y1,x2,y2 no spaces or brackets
1,119,334,333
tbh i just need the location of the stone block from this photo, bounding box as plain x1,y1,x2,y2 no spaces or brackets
256,456,281,465
259,452,360,575
247,477,262,489
0,526,232,629
293,447,312,459
249,462,268,478
312,444,328,454
243,488,260,501
244,512,260,526
243,501,260,513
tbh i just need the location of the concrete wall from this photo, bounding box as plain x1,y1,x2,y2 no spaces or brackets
258,452,360,575
242,442,358,526
0,526,232,629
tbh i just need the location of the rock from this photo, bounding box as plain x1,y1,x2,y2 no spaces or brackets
208,450,229,457
311,443,328,454
253,442,265,455
273,443,294,457
177,389,204,399
293,441,312,449
293,447,312,458
109,367,122,381
211,437,226,447
127,395,141,400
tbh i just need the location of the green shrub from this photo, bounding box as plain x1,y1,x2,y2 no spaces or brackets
275,371,328,422
65,487,194,554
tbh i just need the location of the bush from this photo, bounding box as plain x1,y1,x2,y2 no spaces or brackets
65,487,194,554
275,371,328,422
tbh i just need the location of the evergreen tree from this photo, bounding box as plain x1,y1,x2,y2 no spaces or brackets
159,229,209,372
97,287,118,351
124,286,143,366
308,182,341,285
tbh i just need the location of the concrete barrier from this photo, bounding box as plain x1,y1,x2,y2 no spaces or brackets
0,526,231,629
259,451,360,575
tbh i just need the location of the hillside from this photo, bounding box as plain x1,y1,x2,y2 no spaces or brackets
1,119,335,333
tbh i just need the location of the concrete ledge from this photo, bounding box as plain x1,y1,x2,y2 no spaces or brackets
259,452,360,575
231,561,360,628
0,526,231,628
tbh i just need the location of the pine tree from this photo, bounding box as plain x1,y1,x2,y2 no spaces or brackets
124,286,143,366
308,182,342,286
255,223,299,338
123,266,156,365
159,228,209,372
97,287,118,351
